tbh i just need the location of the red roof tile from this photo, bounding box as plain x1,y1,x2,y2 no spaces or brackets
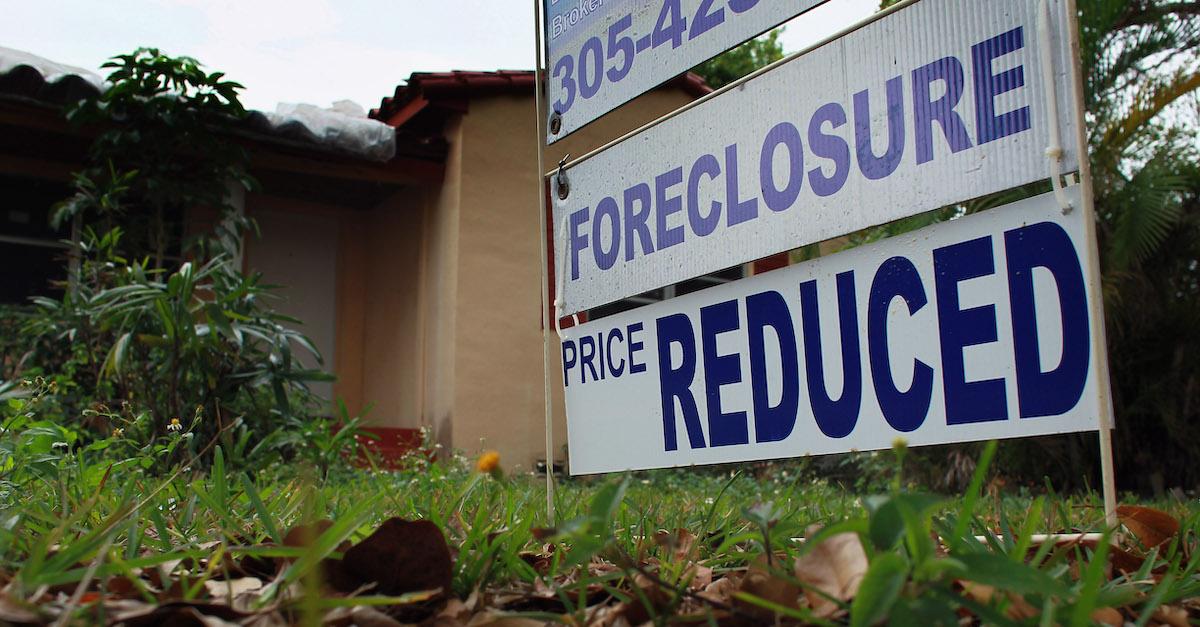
370,70,710,126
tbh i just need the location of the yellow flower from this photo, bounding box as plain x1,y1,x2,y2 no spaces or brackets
167,418,182,432
112,428,124,438
477,450,501,474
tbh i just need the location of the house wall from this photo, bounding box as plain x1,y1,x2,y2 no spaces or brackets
447,88,698,469
291,85,699,469
244,196,341,405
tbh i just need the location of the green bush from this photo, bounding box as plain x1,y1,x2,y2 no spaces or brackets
1,48,361,470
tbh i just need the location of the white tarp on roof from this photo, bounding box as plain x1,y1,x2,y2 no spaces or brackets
0,46,396,162
0,46,105,90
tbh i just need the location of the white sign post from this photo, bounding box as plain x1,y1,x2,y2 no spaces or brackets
544,0,830,142
552,0,1081,315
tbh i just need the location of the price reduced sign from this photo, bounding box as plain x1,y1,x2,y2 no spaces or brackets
544,0,829,142
561,188,1103,474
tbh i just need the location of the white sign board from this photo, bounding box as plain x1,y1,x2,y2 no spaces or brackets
544,0,830,142
561,188,1101,474
553,0,1079,315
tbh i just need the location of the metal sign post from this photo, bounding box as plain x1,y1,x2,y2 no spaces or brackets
533,0,557,525
1062,0,1118,527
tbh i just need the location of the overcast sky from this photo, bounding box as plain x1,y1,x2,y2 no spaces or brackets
3,0,877,113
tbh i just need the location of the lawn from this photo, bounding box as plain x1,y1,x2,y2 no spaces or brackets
0,427,1197,626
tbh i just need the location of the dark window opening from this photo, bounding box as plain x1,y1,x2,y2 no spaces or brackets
0,174,71,304
588,264,747,321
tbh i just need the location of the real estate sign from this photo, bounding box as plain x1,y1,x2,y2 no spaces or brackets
543,0,829,142
560,188,1102,474
552,0,1080,315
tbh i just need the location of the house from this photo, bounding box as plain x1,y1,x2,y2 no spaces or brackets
0,46,725,469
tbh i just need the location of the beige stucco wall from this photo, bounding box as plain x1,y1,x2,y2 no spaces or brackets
448,88,698,469
322,85,699,469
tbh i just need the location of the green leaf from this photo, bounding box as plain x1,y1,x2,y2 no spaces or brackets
954,552,1067,597
850,552,908,627
588,475,630,524
865,494,945,551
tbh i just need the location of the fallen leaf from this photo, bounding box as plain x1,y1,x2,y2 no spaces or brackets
0,593,41,624
340,518,453,596
736,555,803,620
793,531,868,617
283,520,336,548
323,605,405,626
961,581,1038,620
1116,506,1180,548
653,528,697,562
203,576,263,600
698,576,737,605
1152,604,1190,627
466,610,551,626
1091,607,1123,626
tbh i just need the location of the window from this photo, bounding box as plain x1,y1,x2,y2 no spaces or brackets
0,174,71,304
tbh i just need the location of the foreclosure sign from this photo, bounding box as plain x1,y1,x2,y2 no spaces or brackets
553,0,1080,315
561,189,1102,474
544,0,829,141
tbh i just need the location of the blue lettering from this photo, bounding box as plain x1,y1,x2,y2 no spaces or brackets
606,326,626,377
561,339,577,387
687,153,722,236
578,334,599,384
799,272,863,438
759,122,805,212
700,300,749,446
656,314,707,451
591,196,620,271
1005,222,1089,417
655,167,686,249
973,27,1031,144
912,57,974,164
868,256,934,432
629,322,647,373
623,183,655,261
569,207,590,280
724,143,758,226
807,102,851,197
746,290,800,443
934,236,1007,424
854,76,906,180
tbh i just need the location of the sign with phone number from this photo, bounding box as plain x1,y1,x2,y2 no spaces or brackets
544,0,829,143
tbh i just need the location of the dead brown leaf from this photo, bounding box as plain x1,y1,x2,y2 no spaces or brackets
793,531,868,617
1152,604,1191,627
1116,505,1180,549
340,518,454,597
466,610,551,626
324,604,406,626
203,576,263,601
653,528,697,563
736,555,803,620
961,581,1038,620
1091,606,1123,626
0,592,41,624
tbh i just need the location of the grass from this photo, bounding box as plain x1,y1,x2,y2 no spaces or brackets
0,432,1197,625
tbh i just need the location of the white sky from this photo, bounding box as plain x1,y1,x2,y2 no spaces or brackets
1,0,878,113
